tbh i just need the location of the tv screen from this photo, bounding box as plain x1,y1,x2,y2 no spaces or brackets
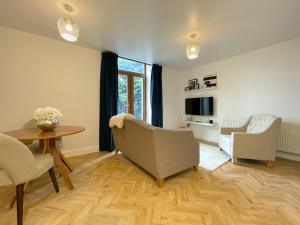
185,97,213,115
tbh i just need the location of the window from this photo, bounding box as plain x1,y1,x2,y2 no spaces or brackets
117,57,146,120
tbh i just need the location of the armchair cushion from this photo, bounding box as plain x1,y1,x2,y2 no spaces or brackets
246,114,276,133
219,135,232,155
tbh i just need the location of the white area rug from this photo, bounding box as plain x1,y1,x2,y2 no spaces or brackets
199,144,231,171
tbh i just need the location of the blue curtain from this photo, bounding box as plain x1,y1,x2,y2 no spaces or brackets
150,64,163,127
100,51,118,152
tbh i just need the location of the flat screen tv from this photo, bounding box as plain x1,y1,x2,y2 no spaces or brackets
185,97,213,116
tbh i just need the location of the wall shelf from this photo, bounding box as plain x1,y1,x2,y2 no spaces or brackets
182,121,214,127
184,87,217,93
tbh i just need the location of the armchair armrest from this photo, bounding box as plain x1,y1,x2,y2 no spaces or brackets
220,124,249,135
232,131,275,161
152,128,199,178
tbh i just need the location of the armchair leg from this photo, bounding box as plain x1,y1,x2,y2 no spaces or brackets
10,182,29,208
156,178,164,187
16,183,25,225
193,165,199,172
232,157,238,164
48,168,59,193
266,161,274,168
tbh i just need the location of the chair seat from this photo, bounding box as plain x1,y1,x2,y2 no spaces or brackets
0,154,53,187
0,170,13,186
219,134,232,156
34,154,53,177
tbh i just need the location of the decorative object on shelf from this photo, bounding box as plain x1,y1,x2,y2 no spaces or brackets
34,107,62,132
185,78,199,90
184,74,217,92
58,17,79,42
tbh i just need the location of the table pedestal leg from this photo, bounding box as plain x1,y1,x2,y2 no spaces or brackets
58,150,73,172
41,139,73,172
48,138,74,190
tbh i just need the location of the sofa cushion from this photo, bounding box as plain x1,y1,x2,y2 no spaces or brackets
246,114,276,133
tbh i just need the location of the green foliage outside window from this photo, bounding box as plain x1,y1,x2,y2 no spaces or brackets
117,74,128,114
118,58,144,74
117,58,144,119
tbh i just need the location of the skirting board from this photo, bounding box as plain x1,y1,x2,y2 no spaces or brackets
276,151,300,162
63,145,99,158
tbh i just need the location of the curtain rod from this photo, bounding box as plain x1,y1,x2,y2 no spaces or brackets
118,56,152,66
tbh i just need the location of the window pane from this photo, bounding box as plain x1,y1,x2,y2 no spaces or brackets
117,74,128,114
118,57,144,74
133,76,144,119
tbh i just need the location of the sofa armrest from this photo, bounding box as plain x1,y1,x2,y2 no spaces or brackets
152,128,199,178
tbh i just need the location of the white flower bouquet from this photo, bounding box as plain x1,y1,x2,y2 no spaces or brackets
34,106,62,121
34,106,62,131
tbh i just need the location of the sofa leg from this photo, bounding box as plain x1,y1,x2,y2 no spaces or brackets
115,149,119,155
231,157,238,164
156,178,164,187
266,161,274,168
193,165,199,172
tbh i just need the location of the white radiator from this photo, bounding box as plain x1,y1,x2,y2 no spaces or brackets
222,118,300,155
278,123,300,155
222,118,248,128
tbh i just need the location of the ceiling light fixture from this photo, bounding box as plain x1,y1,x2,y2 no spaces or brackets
186,32,200,60
57,17,79,42
186,43,200,59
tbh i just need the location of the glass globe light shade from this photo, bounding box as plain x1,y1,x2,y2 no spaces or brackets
57,17,79,42
186,43,200,59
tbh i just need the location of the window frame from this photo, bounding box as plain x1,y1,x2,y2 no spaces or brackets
118,64,146,120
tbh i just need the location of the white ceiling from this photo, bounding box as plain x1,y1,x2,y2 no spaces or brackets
0,0,300,69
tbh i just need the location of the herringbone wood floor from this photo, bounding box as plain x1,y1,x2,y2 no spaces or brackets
1,149,300,225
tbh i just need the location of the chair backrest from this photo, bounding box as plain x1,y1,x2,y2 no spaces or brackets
246,114,278,133
0,133,38,185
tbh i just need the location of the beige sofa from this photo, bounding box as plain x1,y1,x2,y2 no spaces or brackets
219,114,281,166
111,117,199,187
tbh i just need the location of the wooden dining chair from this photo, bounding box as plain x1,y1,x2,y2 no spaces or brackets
0,133,59,225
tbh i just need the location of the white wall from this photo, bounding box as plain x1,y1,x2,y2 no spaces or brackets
162,67,183,129
178,37,300,142
0,26,101,156
145,65,182,129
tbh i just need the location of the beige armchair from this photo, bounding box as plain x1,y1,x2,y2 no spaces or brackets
0,133,59,225
219,114,281,166
112,117,199,187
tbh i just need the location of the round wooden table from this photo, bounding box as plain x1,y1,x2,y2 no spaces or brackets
4,126,85,190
